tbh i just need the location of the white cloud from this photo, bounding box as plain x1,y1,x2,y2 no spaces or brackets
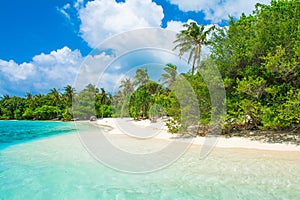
0,47,83,95
169,0,270,22
166,19,199,32
73,27,189,93
0,60,35,81
78,0,164,48
166,20,186,33
58,3,71,19
74,0,84,10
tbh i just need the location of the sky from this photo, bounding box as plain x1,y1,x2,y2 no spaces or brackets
0,0,270,96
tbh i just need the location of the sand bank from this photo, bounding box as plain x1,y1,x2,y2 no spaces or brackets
91,118,300,152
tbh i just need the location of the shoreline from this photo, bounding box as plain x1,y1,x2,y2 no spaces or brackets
83,118,300,152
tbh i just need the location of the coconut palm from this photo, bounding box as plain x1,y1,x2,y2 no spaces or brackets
133,67,149,87
173,22,215,75
159,63,178,87
63,85,75,106
48,88,61,118
26,92,33,100
25,92,34,108
49,88,61,106
118,78,134,118
119,78,134,96
100,88,107,119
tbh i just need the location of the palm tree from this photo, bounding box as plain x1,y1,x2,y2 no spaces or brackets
63,85,75,107
118,78,134,118
119,78,134,96
33,94,43,108
26,92,33,100
173,22,215,75
159,63,178,87
48,88,61,118
133,67,149,87
25,92,34,109
1,94,10,100
49,88,60,105
100,88,107,119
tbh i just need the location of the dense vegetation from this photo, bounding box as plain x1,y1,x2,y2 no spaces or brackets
0,0,299,135
0,85,112,121
211,0,299,131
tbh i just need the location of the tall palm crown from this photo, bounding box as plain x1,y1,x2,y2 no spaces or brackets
173,22,215,75
63,85,75,106
133,67,149,87
48,88,61,106
119,78,134,96
159,63,177,87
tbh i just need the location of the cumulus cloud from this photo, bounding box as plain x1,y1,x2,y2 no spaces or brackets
169,0,270,22
0,47,83,95
166,19,198,32
0,60,35,82
78,0,164,48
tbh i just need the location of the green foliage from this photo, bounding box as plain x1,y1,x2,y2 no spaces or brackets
133,67,149,87
0,84,112,121
261,89,300,129
165,117,181,134
34,105,58,120
22,108,35,120
210,0,300,131
174,22,215,75
129,81,164,120
159,63,178,86
73,84,112,120
62,108,73,121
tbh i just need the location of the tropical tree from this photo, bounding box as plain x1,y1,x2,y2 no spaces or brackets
48,88,61,118
133,67,149,87
100,88,107,119
63,85,75,107
173,22,215,75
73,84,98,120
129,81,163,119
159,63,178,87
117,78,134,117
119,78,134,96
210,0,300,131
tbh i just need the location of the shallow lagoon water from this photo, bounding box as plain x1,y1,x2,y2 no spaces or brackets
0,120,77,149
0,121,300,199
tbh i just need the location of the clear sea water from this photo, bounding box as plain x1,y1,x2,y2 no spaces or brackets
0,120,300,199
0,120,77,150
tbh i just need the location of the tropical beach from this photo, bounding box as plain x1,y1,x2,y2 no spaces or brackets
94,118,300,152
1,0,299,199
1,119,300,199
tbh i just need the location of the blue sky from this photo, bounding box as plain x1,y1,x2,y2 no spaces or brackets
0,0,269,96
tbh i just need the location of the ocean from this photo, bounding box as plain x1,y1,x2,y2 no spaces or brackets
0,120,300,199
0,120,77,150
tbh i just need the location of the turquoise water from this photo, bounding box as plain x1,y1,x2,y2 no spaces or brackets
0,121,300,199
0,120,76,149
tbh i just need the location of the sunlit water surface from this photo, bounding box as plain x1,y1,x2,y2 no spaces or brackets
0,121,299,199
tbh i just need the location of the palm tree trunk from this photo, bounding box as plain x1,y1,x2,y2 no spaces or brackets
192,53,197,75
194,44,201,75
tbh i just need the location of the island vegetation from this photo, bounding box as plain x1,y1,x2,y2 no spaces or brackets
0,0,299,140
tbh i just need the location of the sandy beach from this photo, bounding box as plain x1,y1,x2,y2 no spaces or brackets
91,118,300,152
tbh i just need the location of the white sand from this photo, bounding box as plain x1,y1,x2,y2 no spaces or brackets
92,118,300,152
